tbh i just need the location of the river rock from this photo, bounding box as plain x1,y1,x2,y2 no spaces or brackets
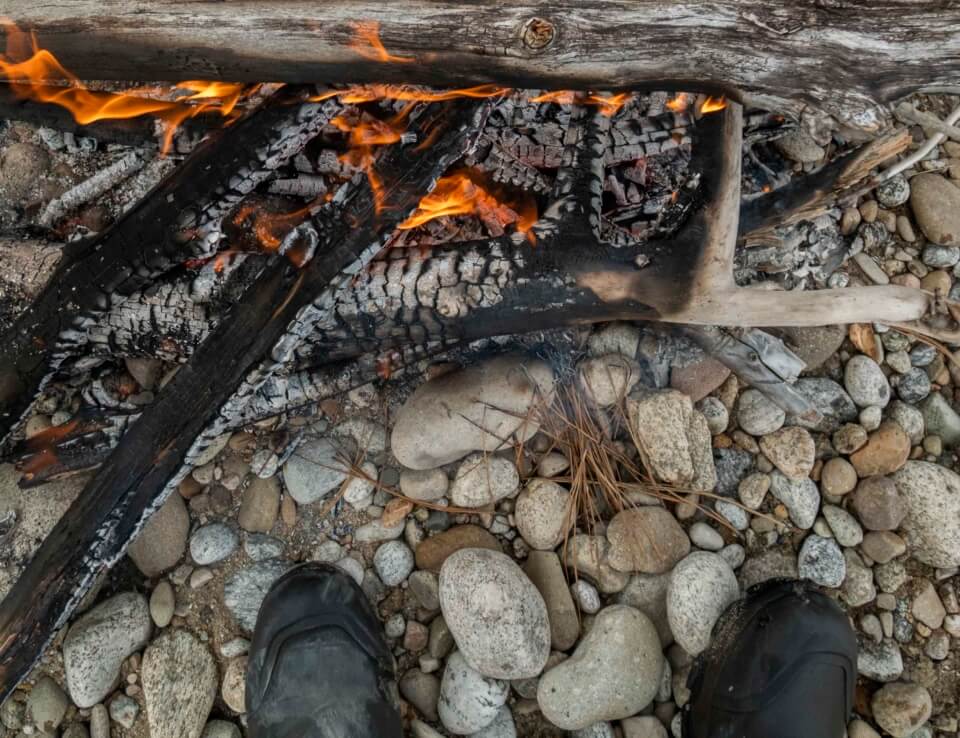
439,548,550,679
891,461,960,566
471,705,515,738
792,378,858,432
887,400,925,445
919,392,960,446
416,525,502,572
537,606,663,730
774,130,825,163
221,657,246,713
27,676,68,732
400,668,441,722
150,580,175,628
238,476,280,533
871,682,932,738
850,423,910,477
622,716,669,738
564,535,630,593
141,629,218,738
282,436,351,504
579,354,641,407
877,174,911,208
223,559,293,632
437,651,508,734
392,355,555,469
127,492,189,577
190,522,239,565
759,427,815,479
523,551,579,651
63,592,152,708
858,639,904,682
626,390,716,492
615,572,673,646
769,472,820,529
910,173,960,246
798,535,846,588
844,355,890,408
399,468,449,502
202,721,242,738
822,505,863,547
606,507,690,574
739,550,798,590
736,389,785,436
448,454,519,508
373,540,414,586
515,478,571,550
666,552,739,656
851,476,907,531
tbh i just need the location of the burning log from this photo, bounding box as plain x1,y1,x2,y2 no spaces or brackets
2,2,959,127
0,96,491,702
0,85,343,449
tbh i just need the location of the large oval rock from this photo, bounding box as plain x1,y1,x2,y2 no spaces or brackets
871,682,932,738
849,423,910,477
537,605,663,730
891,461,960,567
416,525,502,573
606,508,690,574
437,651,508,734
392,355,555,469
666,552,739,656
141,629,218,738
63,592,152,708
910,173,960,246
439,548,550,679
844,355,891,408
127,492,189,577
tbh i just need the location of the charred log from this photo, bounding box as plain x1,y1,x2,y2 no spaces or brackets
0,85,343,449
0,96,491,702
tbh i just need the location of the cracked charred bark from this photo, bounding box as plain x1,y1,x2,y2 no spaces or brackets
0,97,491,704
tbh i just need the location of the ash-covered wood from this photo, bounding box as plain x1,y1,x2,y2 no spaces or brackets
0,85,343,450
0,96,491,703
4,1,960,126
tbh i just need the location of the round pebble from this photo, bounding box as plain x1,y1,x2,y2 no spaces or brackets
798,535,846,588
844,355,891,408
373,541,415,586
189,523,239,566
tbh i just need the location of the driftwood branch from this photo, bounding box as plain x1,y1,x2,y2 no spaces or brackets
3,1,959,126
0,97,491,703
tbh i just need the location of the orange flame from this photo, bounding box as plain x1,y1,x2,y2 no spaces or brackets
348,21,414,64
531,90,632,116
399,172,537,242
700,96,727,114
0,21,251,154
331,112,409,212
665,93,691,112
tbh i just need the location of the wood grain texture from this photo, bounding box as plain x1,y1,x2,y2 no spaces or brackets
4,1,960,125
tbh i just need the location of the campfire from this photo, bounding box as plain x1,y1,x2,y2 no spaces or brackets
0,10,959,724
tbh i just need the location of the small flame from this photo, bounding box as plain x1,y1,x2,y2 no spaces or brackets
700,96,727,114
665,93,691,112
0,21,251,154
399,171,537,242
331,111,409,212
348,21,414,64
531,90,633,116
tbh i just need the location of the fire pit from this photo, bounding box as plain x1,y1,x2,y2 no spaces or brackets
0,6,959,722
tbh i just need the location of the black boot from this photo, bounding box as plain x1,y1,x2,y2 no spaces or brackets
246,563,403,738
684,578,857,738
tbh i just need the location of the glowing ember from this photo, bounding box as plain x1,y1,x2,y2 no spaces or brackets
348,21,414,64
232,197,323,254
700,96,727,114
0,21,252,153
665,93,691,112
399,172,537,242
330,111,409,212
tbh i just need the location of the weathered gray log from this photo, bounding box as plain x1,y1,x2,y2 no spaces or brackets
0,96,491,703
4,1,960,126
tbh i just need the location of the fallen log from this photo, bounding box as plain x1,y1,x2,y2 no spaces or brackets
0,85,342,449
3,1,960,126
0,96,491,702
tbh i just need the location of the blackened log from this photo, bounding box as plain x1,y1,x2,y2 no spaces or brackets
0,86,342,448
3,1,960,126
0,96,490,703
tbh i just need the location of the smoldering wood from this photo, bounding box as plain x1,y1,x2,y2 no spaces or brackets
0,85,343,450
4,0,960,126
0,97,491,703
38,150,146,228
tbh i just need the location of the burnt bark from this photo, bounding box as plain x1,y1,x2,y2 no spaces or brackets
0,97,490,703
3,1,959,125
